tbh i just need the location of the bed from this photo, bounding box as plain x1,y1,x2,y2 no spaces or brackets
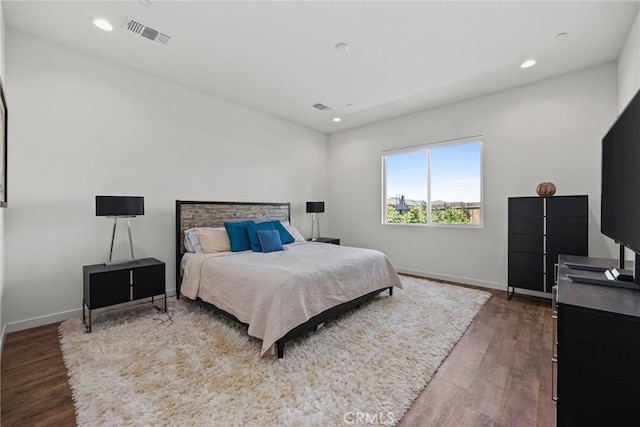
175,200,402,357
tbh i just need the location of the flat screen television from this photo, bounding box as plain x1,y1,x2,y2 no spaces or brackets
601,87,640,284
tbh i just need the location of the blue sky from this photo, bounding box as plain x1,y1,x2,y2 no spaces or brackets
386,141,481,203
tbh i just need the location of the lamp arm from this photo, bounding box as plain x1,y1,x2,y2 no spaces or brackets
107,216,137,264
109,217,118,263
126,217,135,260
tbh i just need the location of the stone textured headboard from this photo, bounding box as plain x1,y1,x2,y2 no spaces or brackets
175,201,291,295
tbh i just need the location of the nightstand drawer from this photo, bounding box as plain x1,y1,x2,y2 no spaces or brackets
87,269,130,309
133,264,166,299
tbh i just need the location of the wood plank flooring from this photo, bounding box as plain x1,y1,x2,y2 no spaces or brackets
1,287,553,426
397,290,554,426
1,322,77,426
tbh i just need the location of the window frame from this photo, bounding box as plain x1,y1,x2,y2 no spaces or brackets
381,135,483,227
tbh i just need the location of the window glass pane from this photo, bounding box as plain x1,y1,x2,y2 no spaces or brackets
383,137,482,226
430,141,482,224
385,150,427,223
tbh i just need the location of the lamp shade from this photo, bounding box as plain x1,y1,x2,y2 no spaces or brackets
96,196,144,217
306,201,325,213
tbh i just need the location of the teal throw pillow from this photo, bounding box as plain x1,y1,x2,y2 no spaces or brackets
246,221,276,252
257,229,283,253
224,221,252,252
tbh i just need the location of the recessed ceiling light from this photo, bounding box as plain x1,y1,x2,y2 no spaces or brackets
520,59,536,69
91,18,113,32
335,42,349,53
333,117,342,122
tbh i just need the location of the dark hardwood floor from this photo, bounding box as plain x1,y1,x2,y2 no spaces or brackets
398,289,554,426
1,287,553,426
1,322,77,426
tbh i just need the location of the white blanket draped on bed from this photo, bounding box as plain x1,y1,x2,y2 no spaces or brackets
181,241,402,355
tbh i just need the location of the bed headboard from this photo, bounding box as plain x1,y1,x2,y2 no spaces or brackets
175,201,291,297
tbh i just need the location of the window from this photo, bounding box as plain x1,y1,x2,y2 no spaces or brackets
383,137,482,226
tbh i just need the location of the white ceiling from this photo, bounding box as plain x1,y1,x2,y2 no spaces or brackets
4,1,639,133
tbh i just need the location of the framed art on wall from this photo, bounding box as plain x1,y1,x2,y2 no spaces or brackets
0,77,6,207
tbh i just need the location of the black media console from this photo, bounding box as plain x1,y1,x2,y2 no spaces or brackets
555,254,640,426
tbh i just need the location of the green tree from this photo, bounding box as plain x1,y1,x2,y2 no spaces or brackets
386,206,401,223
407,203,427,223
389,201,471,224
386,203,427,224
431,203,470,224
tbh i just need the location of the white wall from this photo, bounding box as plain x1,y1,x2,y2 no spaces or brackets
4,30,328,331
328,63,618,291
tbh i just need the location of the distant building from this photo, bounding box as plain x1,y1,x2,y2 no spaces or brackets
392,195,411,215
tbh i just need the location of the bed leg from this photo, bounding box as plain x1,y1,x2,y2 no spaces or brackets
277,341,284,358
389,287,393,296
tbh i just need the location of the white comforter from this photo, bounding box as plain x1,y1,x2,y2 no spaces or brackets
181,241,402,355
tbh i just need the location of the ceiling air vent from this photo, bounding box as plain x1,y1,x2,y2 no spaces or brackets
124,17,172,46
312,103,332,112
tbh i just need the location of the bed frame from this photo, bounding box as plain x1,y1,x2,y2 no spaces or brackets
175,200,392,358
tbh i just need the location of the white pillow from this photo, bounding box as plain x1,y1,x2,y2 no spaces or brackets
285,224,307,242
196,229,231,253
184,227,225,253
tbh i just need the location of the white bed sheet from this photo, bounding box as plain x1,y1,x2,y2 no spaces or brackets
180,252,196,273
181,241,402,355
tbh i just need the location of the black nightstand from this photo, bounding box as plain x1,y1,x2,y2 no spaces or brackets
308,237,340,245
82,257,166,332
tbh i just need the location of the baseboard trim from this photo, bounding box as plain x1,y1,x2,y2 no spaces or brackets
396,267,505,290
396,267,552,299
4,290,177,334
5,308,82,334
1,323,6,354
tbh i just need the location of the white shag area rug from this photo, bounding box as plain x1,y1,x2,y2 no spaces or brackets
59,276,490,426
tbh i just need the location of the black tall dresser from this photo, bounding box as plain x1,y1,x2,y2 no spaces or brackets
507,195,588,296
